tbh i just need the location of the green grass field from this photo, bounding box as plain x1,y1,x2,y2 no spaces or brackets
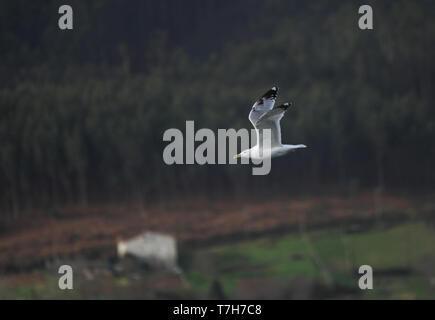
183,221,435,299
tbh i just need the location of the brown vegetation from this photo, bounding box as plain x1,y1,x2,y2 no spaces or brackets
1,192,433,273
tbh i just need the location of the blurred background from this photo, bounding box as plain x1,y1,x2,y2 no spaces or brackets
0,0,435,299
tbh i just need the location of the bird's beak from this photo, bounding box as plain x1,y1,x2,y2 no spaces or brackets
234,153,241,159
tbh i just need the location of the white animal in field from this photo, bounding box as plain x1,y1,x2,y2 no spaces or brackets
234,86,307,160
117,232,180,272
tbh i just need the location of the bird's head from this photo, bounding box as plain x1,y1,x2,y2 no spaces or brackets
234,149,251,159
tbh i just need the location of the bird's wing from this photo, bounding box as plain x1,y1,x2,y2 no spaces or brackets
249,86,278,127
254,103,292,148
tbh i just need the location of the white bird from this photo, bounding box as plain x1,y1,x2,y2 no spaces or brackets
234,86,306,160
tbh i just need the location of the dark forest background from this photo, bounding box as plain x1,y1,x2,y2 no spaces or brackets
1,0,434,217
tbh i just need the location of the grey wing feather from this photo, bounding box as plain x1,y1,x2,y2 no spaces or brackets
248,86,278,126
254,103,292,148
255,105,288,125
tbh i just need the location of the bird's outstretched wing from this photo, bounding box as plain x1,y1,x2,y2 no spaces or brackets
254,102,292,148
249,86,278,127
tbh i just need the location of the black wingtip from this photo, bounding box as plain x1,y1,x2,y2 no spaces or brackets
262,86,279,99
277,102,293,110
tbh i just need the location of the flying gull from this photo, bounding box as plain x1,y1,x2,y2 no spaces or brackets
234,86,307,160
